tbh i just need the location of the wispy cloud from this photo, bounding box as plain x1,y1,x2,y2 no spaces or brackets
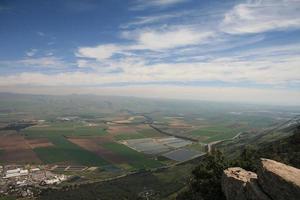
220,0,300,34
132,27,215,50
4,43,300,87
37,31,46,36
0,56,68,70
131,0,189,10
76,44,124,60
121,13,181,28
19,57,65,68
76,25,215,62
25,49,38,57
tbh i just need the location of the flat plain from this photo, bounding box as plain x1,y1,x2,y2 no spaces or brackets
0,93,293,176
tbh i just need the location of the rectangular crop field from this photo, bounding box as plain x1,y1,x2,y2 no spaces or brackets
102,142,163,169
190,125,245,143
33,136,110,166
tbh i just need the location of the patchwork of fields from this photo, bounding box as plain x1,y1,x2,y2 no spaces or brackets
10,120,166,171
122,137,192,154
0,108,285,174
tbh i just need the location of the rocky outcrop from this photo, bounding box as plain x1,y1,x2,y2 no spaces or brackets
222,167,271,200
222,159,300,200
257,158,300,200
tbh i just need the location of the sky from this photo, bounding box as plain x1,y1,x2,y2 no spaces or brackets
0,0,300,105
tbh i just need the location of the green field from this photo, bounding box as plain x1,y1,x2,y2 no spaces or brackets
190,125,245,143
22,121,163,169
23,122,107,138
33,136,110,166
102,142,163,169
114,133,146,140
114,127,163,141
22,122,110,166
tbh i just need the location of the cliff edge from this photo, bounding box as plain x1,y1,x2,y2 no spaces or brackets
222,158,300,200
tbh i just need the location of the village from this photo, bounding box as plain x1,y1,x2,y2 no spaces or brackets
0,164,68,198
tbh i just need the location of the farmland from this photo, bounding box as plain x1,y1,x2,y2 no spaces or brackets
0,93,296,182
102,142,163,169
17,120,166,170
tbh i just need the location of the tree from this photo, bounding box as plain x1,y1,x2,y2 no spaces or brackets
177,150,228,200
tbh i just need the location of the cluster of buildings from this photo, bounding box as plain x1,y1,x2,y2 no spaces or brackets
4,168,30,179
0,165,68,198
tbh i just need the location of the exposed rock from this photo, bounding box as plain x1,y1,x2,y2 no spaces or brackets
257,158,300,200
222,167,271,200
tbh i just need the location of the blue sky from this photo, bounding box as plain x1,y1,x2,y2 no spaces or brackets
0,0,300,105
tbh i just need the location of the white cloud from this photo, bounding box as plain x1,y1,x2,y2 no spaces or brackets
19,56,66,68
221,0,300,34
37,31,45,36
131,0,189,10
121,13,182,28
2,46,300,87
134,27,214,50
25,49,38,57
76,26,215,61
76,44,123,60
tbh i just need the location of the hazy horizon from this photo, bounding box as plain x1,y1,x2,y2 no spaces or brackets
1,87,300,107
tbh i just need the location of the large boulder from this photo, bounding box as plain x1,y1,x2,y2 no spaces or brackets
222,167,271,200
257,158,300,200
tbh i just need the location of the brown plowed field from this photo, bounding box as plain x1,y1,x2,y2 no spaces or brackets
27,138,54,148
0,134,41,164
107,125,138,135
68,137,127,164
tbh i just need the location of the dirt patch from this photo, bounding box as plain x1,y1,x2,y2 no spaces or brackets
0,134,41,164
27,138,54,148
107,125,138,135
68,137,127,164
169,119,193,129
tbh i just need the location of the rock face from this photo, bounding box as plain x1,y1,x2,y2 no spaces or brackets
257,158,300,200
222,167,271,200
222,159,300,200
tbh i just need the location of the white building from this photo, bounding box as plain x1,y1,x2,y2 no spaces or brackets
20,169,28,175
30,168,40,172
6,168,21,174
4,168,28,179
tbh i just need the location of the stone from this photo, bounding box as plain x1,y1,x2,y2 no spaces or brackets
257,158,300,200
222,167,271,200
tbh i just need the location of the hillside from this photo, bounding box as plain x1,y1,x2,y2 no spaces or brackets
177,124,300,200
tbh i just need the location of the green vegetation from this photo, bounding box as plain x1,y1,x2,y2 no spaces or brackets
177,150,228,200
33,136,110,166
114,127,163,140
114,133,146,140
39,161,196,200
178,126,300,200
138,128,163,137
0,196,17,200
21,122,110,166
102,142,163,169
186,143,206,152
23,122,107,138
190,125,244,143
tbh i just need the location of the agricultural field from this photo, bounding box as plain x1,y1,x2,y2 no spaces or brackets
188,125,245,143
121,137,193,155
0,132,41,164
0,93,296,182
163,149,205,162
15,120,166,171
